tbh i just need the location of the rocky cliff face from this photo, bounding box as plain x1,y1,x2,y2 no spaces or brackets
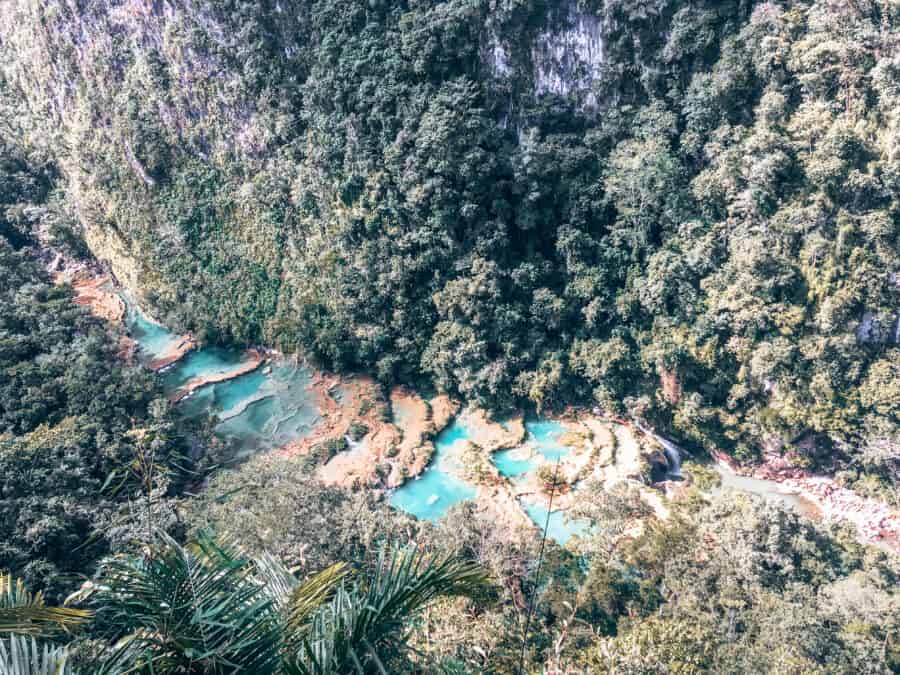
482,0,606,111
3,0,616,344
531,3,605,104
856,311,900,345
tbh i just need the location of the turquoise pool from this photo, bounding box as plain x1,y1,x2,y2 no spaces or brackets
522,502,591,545
124,298,320,457
492,448,537,477
389,420,477,520
492,418,571,478
126,303,182,362
161,346,251,390
526,419,571,462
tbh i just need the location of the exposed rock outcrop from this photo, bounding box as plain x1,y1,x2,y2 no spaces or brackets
483,0,605,110
56,271,126,323
531,2,604,103
306,380,459,491
148,335,198,371
711,449,900,549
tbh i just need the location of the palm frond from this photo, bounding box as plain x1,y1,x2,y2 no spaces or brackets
0,635,74,675
285,547,488,674
252,552,348,653
253,552,302,611
284,564,349,635
0,574,92,636
93,531,282,674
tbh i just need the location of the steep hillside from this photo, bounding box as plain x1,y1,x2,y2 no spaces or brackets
2,0,898,497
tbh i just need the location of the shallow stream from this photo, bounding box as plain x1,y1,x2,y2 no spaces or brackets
713,468,820,518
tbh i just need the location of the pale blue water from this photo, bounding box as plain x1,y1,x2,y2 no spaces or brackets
126,304,182,361
178,369,268,420
493,448,537,477
492,419,570,478
214,370,268,416
390,416,583,523
526,419,570,461
433,421,469,450
389,420,477,520
162,346,250,390
123,296,320,458
523,503,590,545
209,364,321,457
124,295,589,521
714,469,820,518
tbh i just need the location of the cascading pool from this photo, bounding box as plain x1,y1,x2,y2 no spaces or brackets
178,369,269,421
388,420,477,520
389,416,591,543
522,503,590,545
213,363,321,455
493,419,588,543
162,346,251,390
124,301,320,459
492,418,571,478
492,448,537,478
525,419,571,461
122,295,829,540
125,302,183,362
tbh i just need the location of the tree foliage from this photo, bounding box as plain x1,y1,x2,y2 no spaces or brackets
86,532,487,674
2,0,897,493
0,237,195,597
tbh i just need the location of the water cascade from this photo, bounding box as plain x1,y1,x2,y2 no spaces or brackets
123,301,320,460
125,298,822,539
660,438,682,479
635,422,684,480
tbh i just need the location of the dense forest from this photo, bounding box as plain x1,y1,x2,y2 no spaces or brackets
3,0,899,495
0,234,194,598
1,0,899,672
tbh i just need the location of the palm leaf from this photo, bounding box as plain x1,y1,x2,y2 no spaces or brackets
284,564,350,636
92,531,282,674
252,552,349,654
285,547,488,674
253,554,348,629
0,635,74,675
0,574,92,636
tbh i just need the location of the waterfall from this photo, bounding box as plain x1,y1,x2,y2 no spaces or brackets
662,442,682,479
635,422,684,480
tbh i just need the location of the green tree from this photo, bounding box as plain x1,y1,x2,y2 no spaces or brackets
87,532,487,674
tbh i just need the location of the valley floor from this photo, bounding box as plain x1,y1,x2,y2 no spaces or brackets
63,265,900,551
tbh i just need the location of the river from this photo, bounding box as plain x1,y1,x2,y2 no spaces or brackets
123,297,838,546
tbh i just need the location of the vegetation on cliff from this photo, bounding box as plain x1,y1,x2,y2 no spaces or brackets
0,237,198,599
1,0,897,500
1,0,899,672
